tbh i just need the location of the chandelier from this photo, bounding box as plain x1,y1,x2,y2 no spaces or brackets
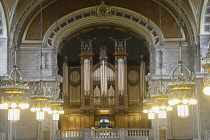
148,0,172,119
167,0,197,118
167,43,197,118
202,42,210,95
48,88,64,121
0,47,29,121
152,81,172,119
31,80,51,121
30,0,52,121
143,89,155,120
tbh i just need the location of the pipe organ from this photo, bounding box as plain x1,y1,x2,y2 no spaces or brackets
62,38,149,129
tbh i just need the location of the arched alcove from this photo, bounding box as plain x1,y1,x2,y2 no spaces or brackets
58,25,150,68
59,26,151,130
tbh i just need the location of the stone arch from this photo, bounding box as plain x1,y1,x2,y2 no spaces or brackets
0,2,7,37
0,2,8,75
200,0,210,34
43,6,165,50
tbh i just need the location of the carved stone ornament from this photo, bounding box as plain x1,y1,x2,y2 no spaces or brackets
95,1,111,17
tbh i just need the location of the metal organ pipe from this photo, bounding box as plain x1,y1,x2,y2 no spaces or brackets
100,60,107,97
118,58,124,95
84,59,90,96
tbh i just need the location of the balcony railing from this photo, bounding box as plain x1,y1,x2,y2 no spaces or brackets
57,128,151,139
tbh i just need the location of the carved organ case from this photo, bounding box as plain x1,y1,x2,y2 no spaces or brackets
80,39,129,112
62,38,149,129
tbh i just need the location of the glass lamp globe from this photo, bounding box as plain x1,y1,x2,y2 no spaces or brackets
152,106,159,113
203,86,210,95
168,100,175,105
189,98,197,105
182,99,189,104
167,106,173,111
143,109,149,113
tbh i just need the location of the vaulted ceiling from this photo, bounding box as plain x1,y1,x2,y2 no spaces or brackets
0,0,206,46
4,0,201,16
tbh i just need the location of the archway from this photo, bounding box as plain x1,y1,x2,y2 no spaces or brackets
43,6,164,50
58,25,151,129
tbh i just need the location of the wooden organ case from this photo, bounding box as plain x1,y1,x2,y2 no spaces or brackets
61,39,150,129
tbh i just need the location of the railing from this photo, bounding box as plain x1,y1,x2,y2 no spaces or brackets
90,129,119,138
57,128,151,139
127,129,150,137
59,129,84,138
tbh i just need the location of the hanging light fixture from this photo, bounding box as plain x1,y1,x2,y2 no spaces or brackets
48,48,64,121
152,49,172,118
152,81,172,119
167,0,197,118
30,0,51,121
0,46,29,121
31,80,51,121
202,42,210,95
143,88,155,120
48,88,64,121
149,0,172,119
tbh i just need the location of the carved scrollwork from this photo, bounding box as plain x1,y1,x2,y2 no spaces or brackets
95,1,111,17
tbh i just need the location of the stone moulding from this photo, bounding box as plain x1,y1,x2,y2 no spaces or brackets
43,6,164,49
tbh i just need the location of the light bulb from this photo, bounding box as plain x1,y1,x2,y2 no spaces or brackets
43,107,51,112
167,106,173,111
59,110,64,114
20,103,29,109
152,106,159,113
143,110,149,113
174,99,180,104
168,100,175,105
160,106,166,109
182,99,189,104
0,103,8,109
189,99,197,105
203,86,210,95
11,103,17,108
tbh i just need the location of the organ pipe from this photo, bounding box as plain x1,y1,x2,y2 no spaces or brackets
99,47,108,97
118,58,124,95
84,59,90,96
